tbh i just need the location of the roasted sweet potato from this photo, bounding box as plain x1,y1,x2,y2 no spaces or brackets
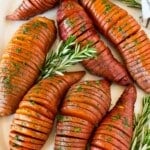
6,0,59,20
9,71,85,149
80,0,150,93
0,17,56,116
91,85,137,150
57,0,132,85
54,80,111,149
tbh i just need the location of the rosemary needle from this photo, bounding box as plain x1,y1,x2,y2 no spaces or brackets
38,36,97,80
117,0,141,8
131,96,150,150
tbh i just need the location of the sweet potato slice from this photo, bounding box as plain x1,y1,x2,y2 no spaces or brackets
61,102,99,124
66,93,107,115
11,124,48,140
56,128,90,140
0,17,56,116
16,108,51,123
6,0,58,20
96,125,129,148
80,0,150,92
92,139,120,150
57,121,93,132
19,101,54,119
55,79,111,150
93,133,127,150
10,131,44,145
58,0,131,85
10,137,42,150
13,119,50,134
55,145,85,150
91,85,136,149
56,115,93,128
55,140,86,148
9,72,85,149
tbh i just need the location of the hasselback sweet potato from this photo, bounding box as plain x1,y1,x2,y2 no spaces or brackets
0,16,56,116
80,0,150,93
54,80,111,149
91,85,137,150
9,71,85,150
57,0,132,85
6,0,59,20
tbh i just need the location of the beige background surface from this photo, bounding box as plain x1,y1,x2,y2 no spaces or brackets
0,0,150,149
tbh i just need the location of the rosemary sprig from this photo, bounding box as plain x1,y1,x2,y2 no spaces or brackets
131,96,150,150
117,0,141,8
38,36,96,80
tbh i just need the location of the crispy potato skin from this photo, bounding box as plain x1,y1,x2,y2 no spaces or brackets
0,16,57,116
9,71,85,150
80,0,150,93
54,80,111,150
57,0,132,86
6,0,59,20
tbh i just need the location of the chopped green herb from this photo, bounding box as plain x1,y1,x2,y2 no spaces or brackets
2,76,12,89
15,48,22,53
111,113,121,121
40,22,47,28
118,26,123,32
65,19,74,27
12,62,20,72
32,22,40,28
102,0,107,4
29,100,35,105
23,27,30,34
122,117,130,127
57,114,64,122
95,80,100,85
134,39,139,46
85,81,91,86
87,40,94,47
106,125,113,131
104,4,112,14
32,21,47,29
74,127,81,133
76,85,83,92
15,135,20,141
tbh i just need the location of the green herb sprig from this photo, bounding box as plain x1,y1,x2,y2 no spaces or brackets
117,0,141,8
38,36,96,80
131,96,150,150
